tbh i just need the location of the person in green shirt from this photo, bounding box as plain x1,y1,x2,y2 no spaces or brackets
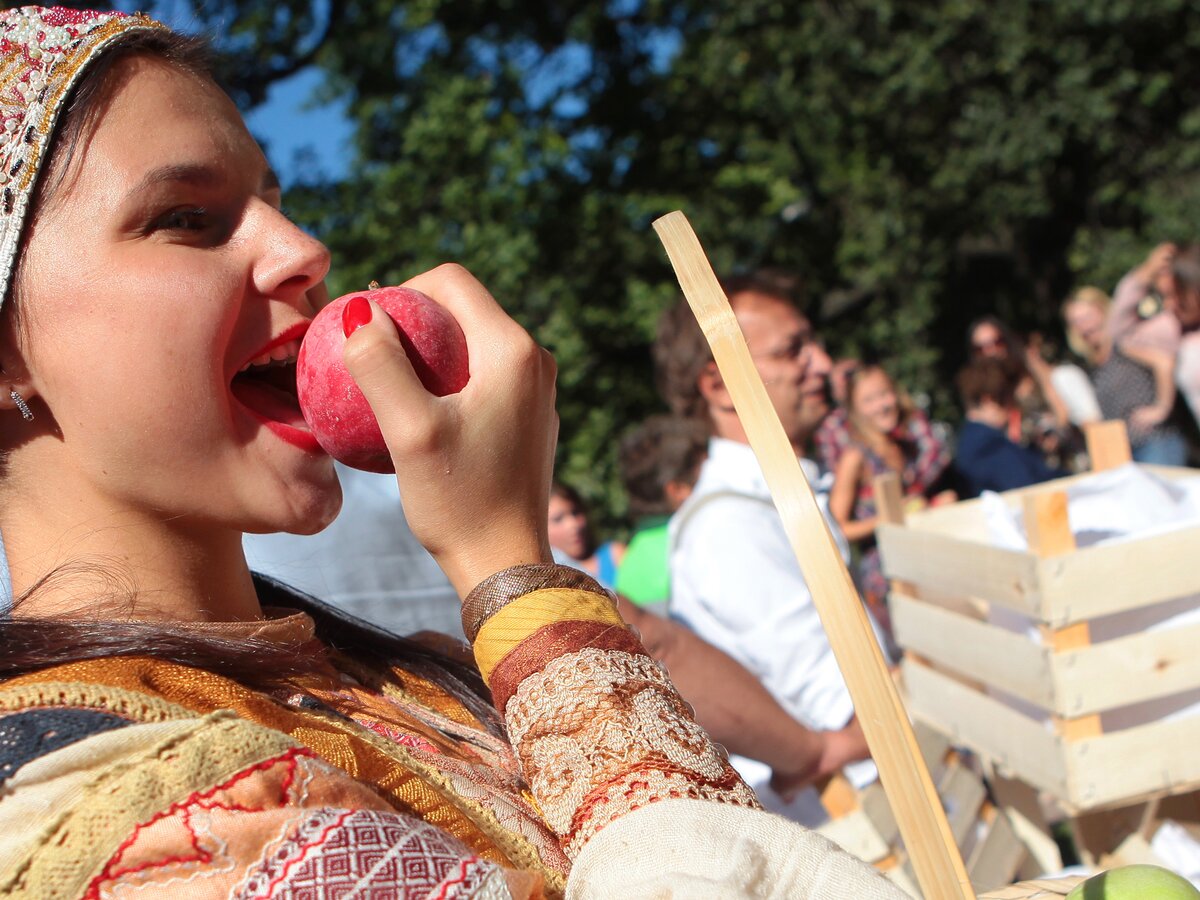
615,415,709,611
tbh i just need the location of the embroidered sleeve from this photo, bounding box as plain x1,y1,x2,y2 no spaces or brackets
0,701,534,899
466,567,759,859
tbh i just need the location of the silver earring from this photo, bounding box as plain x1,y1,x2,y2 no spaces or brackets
10,389,32,422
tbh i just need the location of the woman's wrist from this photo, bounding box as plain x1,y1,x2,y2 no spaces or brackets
437,531,556,602
461,563,613,642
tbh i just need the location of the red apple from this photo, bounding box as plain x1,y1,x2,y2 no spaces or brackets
296,284,470,473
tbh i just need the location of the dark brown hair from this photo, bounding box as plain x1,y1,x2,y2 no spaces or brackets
965,315,1028,383
1,30,501,734
653,271,804,419
956,358,1016,409
1172,243,1200,292
619,415,709,518
549,481,598,559
1171,244,1200,329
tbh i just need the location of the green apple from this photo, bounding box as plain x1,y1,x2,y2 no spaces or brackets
1065,864,1200,899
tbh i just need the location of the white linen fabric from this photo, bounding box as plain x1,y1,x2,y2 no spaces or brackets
668,438,880,822
567,798,910,899
1049,363,1101,426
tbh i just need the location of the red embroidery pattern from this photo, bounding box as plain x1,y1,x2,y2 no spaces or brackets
237,808,505,899
357,716,443,755
84,748,316,898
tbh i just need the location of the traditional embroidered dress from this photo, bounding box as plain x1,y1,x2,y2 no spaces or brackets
0,576,908,898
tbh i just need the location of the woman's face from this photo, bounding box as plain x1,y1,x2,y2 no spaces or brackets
850,369,900,435
970,323,1008,359
1064,302,1108,357
12,55,340,535
547,495,588,559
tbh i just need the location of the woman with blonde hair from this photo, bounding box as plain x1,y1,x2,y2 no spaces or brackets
829,364,953,635
1063,286,1187,464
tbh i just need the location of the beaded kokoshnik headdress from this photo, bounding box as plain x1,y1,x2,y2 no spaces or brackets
0,6,166,306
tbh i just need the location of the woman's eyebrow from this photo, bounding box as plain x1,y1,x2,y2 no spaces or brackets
123,163,279,201
125,163,223,200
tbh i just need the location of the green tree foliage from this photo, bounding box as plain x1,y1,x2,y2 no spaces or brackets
48,0,1200,525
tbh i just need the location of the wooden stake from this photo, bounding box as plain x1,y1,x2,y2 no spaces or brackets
654,210,974,900
1023,492,1103,742
1084,420,1132,471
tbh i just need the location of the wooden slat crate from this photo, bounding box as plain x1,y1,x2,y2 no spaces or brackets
815,723,1060,894
877,423,1200,820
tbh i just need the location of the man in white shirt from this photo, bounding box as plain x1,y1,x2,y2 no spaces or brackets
655,272,875,823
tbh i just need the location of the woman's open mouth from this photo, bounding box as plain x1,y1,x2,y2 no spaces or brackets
230,327,322,453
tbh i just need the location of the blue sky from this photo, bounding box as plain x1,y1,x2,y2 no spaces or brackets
242,68,355,185
115,0,355,185
112,2,680,187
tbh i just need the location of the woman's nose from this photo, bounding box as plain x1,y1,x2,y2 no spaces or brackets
251,205,332,308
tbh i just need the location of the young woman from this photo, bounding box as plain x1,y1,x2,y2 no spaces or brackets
546,482,625,590
829,365,953,632
0,8,903,898
1063,287,1188,465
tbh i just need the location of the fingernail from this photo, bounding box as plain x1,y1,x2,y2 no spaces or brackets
342,296,372,338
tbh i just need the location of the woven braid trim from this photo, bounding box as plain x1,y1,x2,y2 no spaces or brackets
0,681,196,723
462,564,611,643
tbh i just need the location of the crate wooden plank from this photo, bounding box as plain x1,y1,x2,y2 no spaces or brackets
878,524,1042,617
1038,527,1200,626
817,807,893,863
984,766,1064,876
892,594,1054,710
968,810,1027,893
860,780,902,848
1052,619,1200,716
940,762,988,848
978,876,1083,899
902,660,1070,799
1065,713,1200,810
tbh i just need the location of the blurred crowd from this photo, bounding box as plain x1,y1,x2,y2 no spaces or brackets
556,241,1200,624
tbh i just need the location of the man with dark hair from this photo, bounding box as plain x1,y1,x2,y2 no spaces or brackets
954,358,1064,497
614,415,710,610
658,272,877,822
654,272,806,422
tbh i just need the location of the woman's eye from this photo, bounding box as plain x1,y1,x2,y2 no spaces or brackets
153,207,210,232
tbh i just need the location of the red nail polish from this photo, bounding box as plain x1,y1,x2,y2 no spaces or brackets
342,296,372,338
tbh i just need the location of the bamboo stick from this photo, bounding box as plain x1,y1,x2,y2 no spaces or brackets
653,210,974,900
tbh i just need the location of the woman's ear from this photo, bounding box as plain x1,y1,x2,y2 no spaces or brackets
0,343,39,419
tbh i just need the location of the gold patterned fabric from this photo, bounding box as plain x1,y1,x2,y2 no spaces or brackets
0,683,533,899
0,566,761,898
2,650,570,896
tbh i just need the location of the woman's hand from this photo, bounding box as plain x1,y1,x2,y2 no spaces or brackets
342,264,559,599
768,718,870,801
1137,243,1177,288
1129,403,1169,435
